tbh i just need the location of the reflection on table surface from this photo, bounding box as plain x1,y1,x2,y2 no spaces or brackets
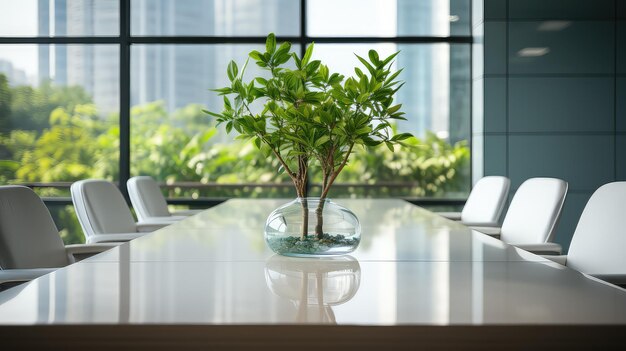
265,255,361,324
0,199,625,326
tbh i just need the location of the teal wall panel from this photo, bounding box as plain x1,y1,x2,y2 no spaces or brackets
484,77,507,133
618,77,626,132
508,77,614,132
508,135,614,191
619,1,626,19
484,135,507,175
617,135,626,180
509,22,614,74
508,0,615,19
618,22,626,74
484,22,507,74
484,0,507,20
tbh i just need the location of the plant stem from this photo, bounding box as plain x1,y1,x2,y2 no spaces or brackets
296,151,309,241
314,198,325,239
314,143,354,239
300,196,309,241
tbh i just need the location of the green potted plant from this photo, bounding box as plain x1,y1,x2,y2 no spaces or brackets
206,33,412,256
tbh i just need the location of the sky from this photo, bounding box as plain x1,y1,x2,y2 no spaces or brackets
308,0,397,37
0,0,39,76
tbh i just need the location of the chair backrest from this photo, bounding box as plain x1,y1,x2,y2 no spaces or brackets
461,176,510,226
500,177,568,244
0,186,69,269
71,179,138,239
566,182,626,275
127,176,171,221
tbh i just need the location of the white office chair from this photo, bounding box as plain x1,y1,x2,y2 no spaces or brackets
127,176,202,222
473,177,568,254
439,176,510,227
542,182,626,286
0,186,116,287
71,179,172,244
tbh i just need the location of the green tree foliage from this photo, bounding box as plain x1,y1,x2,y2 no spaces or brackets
0,74,11,133
338,132,470,196
131,102,212,184
9,105,114,184
0,75,99,187
9,80,92,132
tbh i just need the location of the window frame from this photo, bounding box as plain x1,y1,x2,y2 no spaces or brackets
0,0,473,206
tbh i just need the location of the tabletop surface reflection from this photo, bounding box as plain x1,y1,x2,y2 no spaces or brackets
1,199,625,325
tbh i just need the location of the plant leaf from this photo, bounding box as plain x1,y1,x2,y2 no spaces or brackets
385,141,394,152
368,50,380,66
226,60,238,82
249,50,264,61
302,42,314,66
381,51,400,67
266,33,276,54
355,54,375,75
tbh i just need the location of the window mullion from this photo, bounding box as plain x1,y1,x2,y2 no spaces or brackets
119,0,131,200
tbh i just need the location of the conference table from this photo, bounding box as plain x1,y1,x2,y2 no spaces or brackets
0,199,625,349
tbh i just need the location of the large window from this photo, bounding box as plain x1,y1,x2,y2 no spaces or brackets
0,0,471,243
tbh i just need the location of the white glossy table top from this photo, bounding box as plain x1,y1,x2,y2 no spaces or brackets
1,199,625,325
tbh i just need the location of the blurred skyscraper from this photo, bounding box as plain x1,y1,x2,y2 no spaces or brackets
131,0,298,113
38,0,118,114
397,0,470,143
0,59,29,86
33,0,468,142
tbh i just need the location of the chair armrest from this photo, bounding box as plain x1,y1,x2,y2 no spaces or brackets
0,268,57,285
136,221,173,232
540,254,568,266
141,215,188,222
437,212,462,221
462,221,500,227
514,242,563,255
171,209,203,216
167,215,189,221
588,274,626,286
86,233,146,243
65,243,119,262
471,226,501,237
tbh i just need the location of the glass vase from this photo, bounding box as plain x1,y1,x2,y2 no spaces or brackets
264,198,361,257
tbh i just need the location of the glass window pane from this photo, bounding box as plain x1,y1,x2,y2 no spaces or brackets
0,44,120,191
307,0,470,37
0,0,119,37
46,203,83,244
131,0,300,36
311,43,471,197
131,44,299,198
130,43,470,199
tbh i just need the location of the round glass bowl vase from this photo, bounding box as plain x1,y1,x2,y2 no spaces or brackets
264,198,361,257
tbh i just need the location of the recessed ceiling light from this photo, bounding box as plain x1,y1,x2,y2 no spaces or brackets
517,47,550,57
537,21,572,31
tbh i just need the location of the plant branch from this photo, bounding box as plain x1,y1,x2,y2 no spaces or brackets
259,134,296,179
320,142,354,200
242,100,254,117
